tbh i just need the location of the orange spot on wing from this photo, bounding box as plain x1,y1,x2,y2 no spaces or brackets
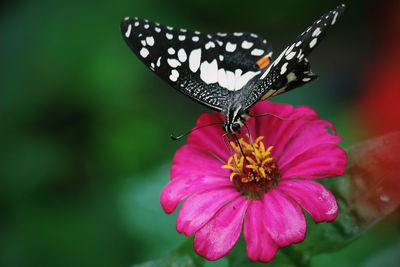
256,56,271,69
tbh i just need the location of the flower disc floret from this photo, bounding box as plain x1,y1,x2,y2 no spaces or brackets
222,136,279,198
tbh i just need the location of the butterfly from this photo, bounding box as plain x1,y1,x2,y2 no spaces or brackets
121,4,345,134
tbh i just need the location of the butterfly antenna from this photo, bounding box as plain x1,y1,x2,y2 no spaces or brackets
170,122,224,141
207,151,226,164
249,113,299,121
222,133,243,171
243,122,256,151
222,133,235,157
232,134,247,159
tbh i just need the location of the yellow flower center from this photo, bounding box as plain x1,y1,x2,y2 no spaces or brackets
222,135,279,198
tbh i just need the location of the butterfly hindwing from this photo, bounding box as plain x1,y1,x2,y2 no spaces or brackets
242,4,345,110
121,18,272,111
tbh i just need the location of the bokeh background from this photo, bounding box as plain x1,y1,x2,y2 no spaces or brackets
1,0,399,266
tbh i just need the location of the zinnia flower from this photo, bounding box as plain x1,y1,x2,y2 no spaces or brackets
160,101,347,262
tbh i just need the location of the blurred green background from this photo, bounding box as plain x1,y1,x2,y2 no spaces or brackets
1,0,399,266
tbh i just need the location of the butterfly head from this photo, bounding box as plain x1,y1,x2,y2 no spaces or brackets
223,122,241,134
223,103,250,134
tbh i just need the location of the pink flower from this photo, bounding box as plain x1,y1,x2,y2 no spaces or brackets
160,101,347,262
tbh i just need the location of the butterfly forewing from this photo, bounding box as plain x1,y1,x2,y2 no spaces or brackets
121,18,272,111
242,4,346,110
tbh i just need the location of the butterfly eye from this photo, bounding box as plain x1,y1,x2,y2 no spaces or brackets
232,123,241,132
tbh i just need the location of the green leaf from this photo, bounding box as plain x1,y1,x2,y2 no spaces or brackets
132,238,206,267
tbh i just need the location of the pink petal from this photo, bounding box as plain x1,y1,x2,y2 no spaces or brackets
279,144,347,179
244,200,278,262
177,187,240,236
187,113,230,160
248,101,296,141
194,196,248,261
170,144,229,179
277,119,342,165
160,175,232,214
278,179,338,222
262,189,306,247
262,107,321,159
247,102,318,150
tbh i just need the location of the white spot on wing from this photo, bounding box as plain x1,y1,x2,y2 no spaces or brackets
241,40,253,49
332,12,339,25
226,71,235,90
235,70,259,90
273,46,289,67
200,59,218,84
295,41,302,47
285,43,296,56
167,58,181,68
189,48,201,72
285,51,296,60
226,42,237,52
280,62,288,75
216,68,259,91
233,32,243,36
169,69,179,82
166,33,173,40
251,48,264,56
205,41,215,50
219,55,224,61
302,77,311,82
178,35,186,41
312,27,322,37
218,68,228,89
140,47,149,58
309,38,318,48
144,24,149,29
260,65,272,79
146,36,155,46
168,48,175,55
192,36,199,42
156,57,161,67
134,21,139,27
155,27,161,33
297,49,303,59
178,48,187,62
125,24,132,38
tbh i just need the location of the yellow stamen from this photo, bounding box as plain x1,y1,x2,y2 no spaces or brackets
222,135,277,186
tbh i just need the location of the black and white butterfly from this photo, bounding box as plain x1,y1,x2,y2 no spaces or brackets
121,4,345,133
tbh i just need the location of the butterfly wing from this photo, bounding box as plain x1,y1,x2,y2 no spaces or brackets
121,18,272,111
241,4,346,110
